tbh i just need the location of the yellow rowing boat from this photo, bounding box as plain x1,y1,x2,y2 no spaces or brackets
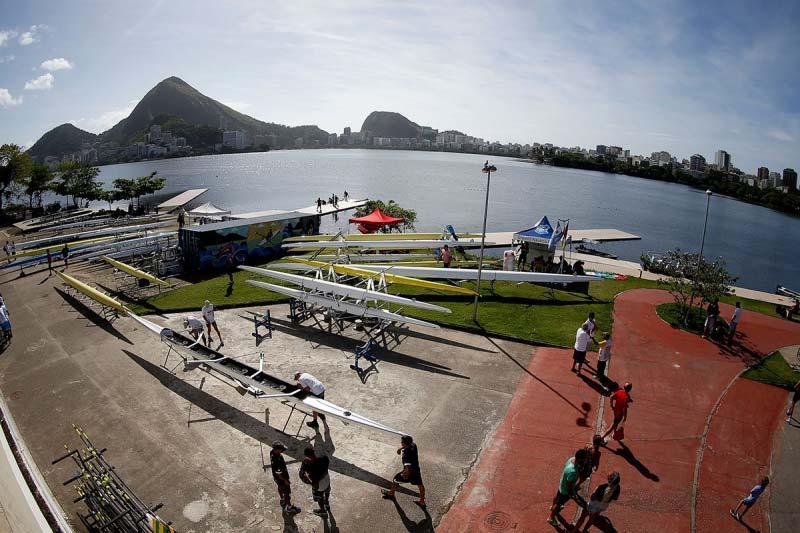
102,256,169,286
55,271,127,312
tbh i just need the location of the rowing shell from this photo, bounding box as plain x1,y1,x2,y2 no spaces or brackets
17,221,171,251
283,239,493,250
102,256,169,286
276,258,478,296
344,265,598,283
55,271,127,312
126,312,405,436
245,279,440,329
239,265,450,313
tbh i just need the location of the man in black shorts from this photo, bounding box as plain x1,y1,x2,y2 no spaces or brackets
270,441,300,515
381,435,426,508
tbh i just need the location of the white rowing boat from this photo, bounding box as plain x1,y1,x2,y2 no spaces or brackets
283,239,493,250
344,265,598,283
240,265,450,313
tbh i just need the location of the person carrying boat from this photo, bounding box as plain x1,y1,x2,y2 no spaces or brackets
294,372,327,428
183,316,207,346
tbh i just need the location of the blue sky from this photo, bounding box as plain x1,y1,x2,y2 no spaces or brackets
1,0,798,174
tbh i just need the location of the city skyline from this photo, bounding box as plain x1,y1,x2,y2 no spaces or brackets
1,0,799,174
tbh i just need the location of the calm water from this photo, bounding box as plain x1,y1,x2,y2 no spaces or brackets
97,149,800,292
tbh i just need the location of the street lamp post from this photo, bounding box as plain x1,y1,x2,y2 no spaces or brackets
472,162,496,322
687,189,712,323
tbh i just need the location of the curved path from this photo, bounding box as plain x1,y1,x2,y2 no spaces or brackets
439,289,800,533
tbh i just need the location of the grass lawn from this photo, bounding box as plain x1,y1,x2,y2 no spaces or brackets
130,263,788,347
742,351,800,390
656,302,719,335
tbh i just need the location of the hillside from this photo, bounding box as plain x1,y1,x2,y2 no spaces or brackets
28,76,329,159
360,111,421,139
26,123,97,160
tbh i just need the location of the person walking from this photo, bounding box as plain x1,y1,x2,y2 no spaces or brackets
294,372,326,428
703,299,720,338
570,471,621,532
9,240,16,257
596,332,612,382
299,447,331,517
316,197,322,213
177,207,185,229
602,383,633,443
46,249,53,275
183,316,207,346
730,476,769,521
381,435,427,508
786,378,800,422
547,448,589,526
440,245,452,268
61,244,70,269
343,191,349,201
728,302,743,341
270,441,301,515
201,300,223,347
572,323,592,374
0,302,11,341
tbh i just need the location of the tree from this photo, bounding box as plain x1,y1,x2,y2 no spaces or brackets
111,172,165,211
98,189,125,211
657,249,737,317
353,199,417,231
112,178,136,208
0,144,32,213
23,163,55,209
53,161,101,207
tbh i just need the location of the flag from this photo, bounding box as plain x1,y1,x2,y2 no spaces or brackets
562,221,569,245
548,222,563,252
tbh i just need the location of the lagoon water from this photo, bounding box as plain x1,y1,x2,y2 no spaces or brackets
98,149,800,292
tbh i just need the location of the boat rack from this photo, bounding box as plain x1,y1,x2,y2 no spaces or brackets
52,425,172,532
61,283,119,321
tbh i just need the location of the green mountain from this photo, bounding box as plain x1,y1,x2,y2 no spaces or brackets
360,111,421,139
28,76,329,159
26,123,97,160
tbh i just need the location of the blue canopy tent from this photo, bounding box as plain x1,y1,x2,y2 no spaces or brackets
513,216,555,245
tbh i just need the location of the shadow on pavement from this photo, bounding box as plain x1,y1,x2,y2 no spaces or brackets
608,442,660,482
55,287,133,345
386,496,433,533
122,349,417,496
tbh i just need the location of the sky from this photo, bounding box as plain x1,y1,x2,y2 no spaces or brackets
1,0,799,174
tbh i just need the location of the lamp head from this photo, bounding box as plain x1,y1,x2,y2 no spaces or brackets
705,189,712,196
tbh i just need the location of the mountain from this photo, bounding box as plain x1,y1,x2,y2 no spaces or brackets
360,111,421,139
28,76,329,160
26,123,97,160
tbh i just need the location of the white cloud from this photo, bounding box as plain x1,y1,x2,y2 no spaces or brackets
767,129,793,142
40,57,73,71
0,30,17,46
19,24,46,46
0,54,14,63
24,73,55,90
71,100,138,133
0,88,23,108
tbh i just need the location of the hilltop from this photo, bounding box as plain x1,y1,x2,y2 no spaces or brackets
26,123,97,160
360,111,422,139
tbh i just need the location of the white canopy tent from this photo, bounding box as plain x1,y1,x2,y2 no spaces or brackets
188,202,230,225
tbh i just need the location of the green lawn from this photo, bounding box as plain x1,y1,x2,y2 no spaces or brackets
656,302,715,335
742,351,800,390
130,264,787,348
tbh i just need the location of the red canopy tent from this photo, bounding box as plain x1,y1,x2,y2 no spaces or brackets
348,208,405,234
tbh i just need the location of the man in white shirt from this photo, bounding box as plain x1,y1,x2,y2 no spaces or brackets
201,300,223,347
295,372,327,428
582,312,597,341
183,316,207,346
572,323,592,374
728,302,743,342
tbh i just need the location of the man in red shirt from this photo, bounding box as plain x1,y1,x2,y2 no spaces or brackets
602,382,632,443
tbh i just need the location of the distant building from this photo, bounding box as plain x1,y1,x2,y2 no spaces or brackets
596,145,607,155
715,150,731,172
607,146,622,156
757,166,770,181
149,124,162,141
651,151,672,166
328,133,338,146
770,171,782,188
690,154,706,171
222,130,250,150
784,168,798,191
343,127,351,136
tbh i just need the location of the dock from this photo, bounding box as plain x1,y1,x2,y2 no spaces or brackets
157,188,208,212
13,208,95,233
229,198,369,220
483,228,640,248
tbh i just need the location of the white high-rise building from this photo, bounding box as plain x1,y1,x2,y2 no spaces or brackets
714,150,731,171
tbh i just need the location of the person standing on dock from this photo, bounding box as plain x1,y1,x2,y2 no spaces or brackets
202,300,223,347
316,197,322,213
728,302,743,341
294,372,326,428
270,441,301,515
343,191,349,201
381,435,427,509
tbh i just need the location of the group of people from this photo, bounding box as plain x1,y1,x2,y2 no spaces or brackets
572,312,612,383
505,243,585,275
702,299,744,342
315,191,348,213
183,299,224,347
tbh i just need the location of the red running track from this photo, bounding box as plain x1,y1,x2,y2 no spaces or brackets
438,289,800,533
